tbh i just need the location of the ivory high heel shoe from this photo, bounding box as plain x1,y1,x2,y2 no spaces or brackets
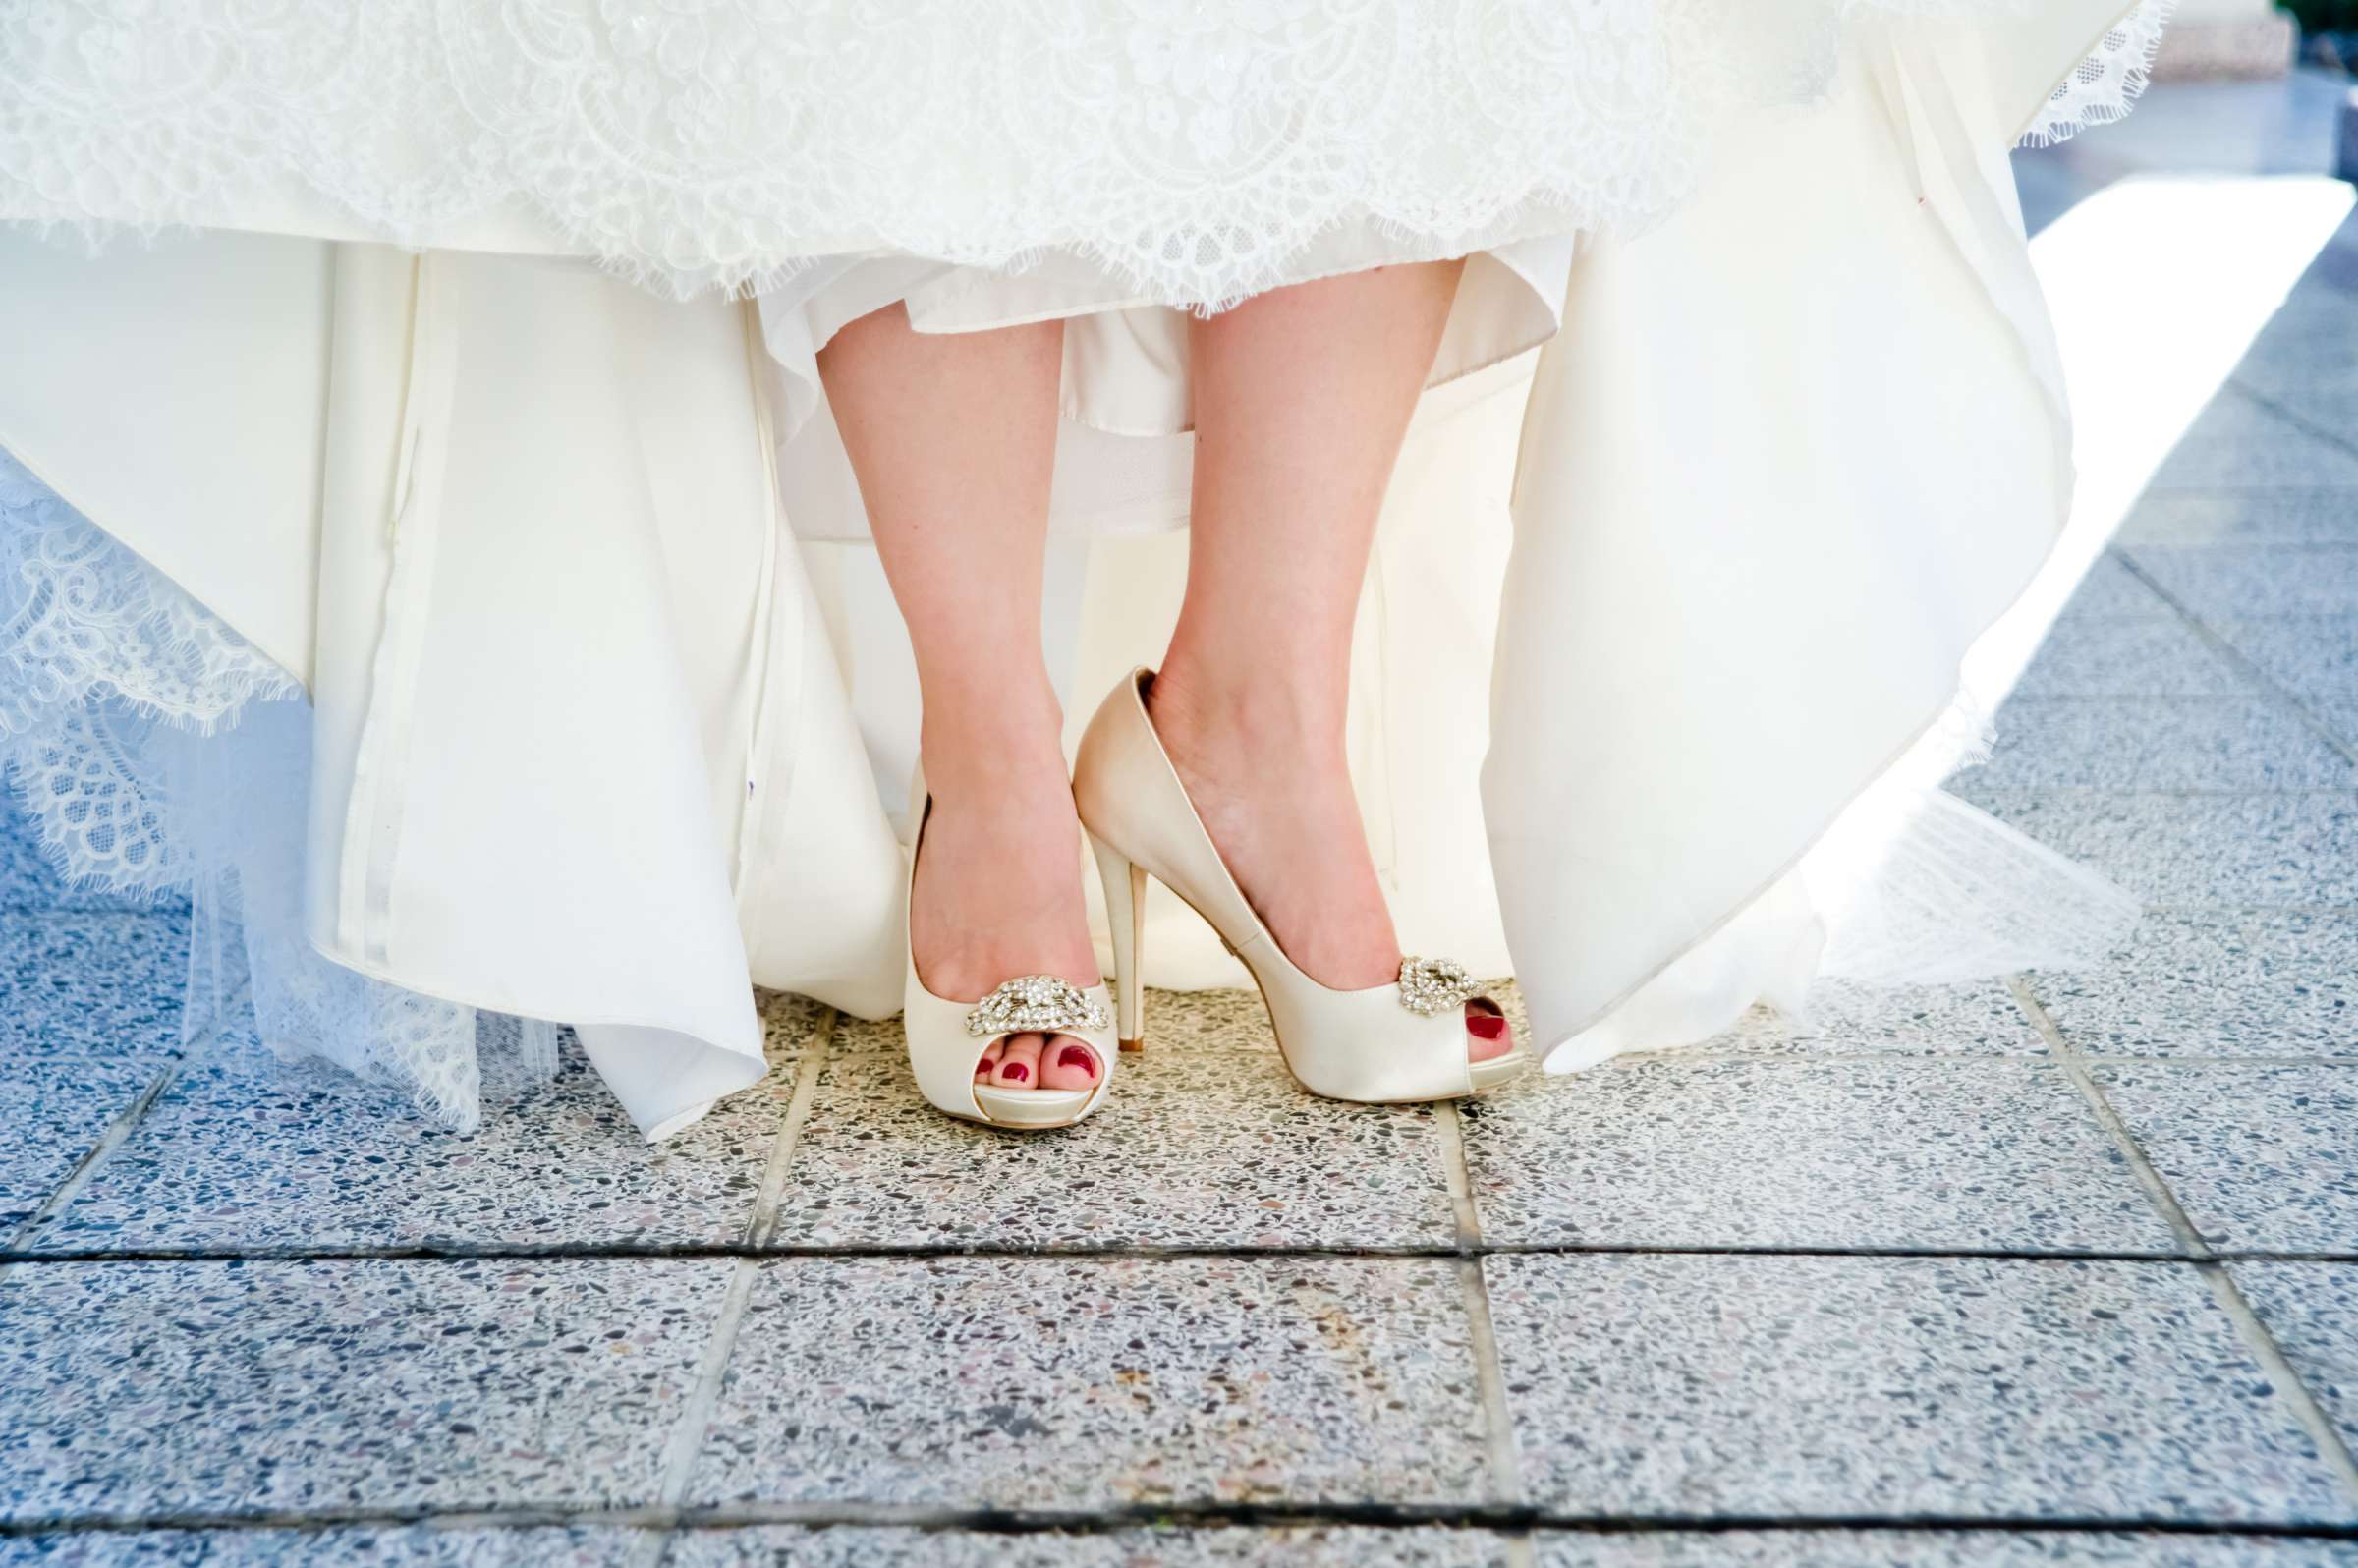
1074,668,1530,1104
901,763,1119,1131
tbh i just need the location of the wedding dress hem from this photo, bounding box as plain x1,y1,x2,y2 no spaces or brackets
0,0,2161,1134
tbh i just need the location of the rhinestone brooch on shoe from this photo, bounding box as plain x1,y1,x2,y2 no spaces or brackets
965,976,1112,1038
1396,956,1480,1016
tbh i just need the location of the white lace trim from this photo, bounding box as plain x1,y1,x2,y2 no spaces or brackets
0,448,298,895
0,1,2164,310
2021,0,2174,148
0,448,556,1131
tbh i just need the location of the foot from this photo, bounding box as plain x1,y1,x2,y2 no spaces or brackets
1145,666,1513,1065
910,703,1105,1096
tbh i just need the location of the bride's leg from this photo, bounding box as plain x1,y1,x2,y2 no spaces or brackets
1151,259,1512,1061
816,303,1100,1093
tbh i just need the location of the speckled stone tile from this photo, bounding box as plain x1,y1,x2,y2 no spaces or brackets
1487,1253,2354,1523
2145,390,2358,492
2241,226,2358,325
2118,491,2358,548
1463,1059,2172,1252
691,1256,1491,1508
2213,617,2358,705
2011,616,2252,699
0,798,56,908
1701,980,2045,1056
666,1527,1509,1567
1962,791,2358,906
2,808,95,914
0,912,192,1058
0,1258,727,1520
1135,985,1282,1053
755,987,832,1052
2124,544,2358,620
23,1031,796,1253
2030,909,2356,1058
1977,699,2354,791
2232,315,2358,448
772,1038,1453,1250
2091,1064,2358,1253
1531,1534,2358,1566
2320,700,2358,754
0,1527,652,1565
2230,1263,2358,1459
0,1057,165,1230
825,1006,907,1056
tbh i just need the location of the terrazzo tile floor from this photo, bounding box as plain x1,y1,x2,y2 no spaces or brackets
7,78,2358,1568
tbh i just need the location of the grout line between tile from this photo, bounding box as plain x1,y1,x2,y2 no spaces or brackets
2,986,241,1256
1433,1100,1483,1249
1460,1254,1530,1548
646,1258,759,1552
2008,977,2214,1260
2015,967,2358,1498
2080,1055,2358,1068
2195,1263,2358,1507
2229,379,2358,469
11,1503,2358,1540
1,1240,2245,1265
743,1008,837,1250
1434,1101,1526,1519
2110,548,2358,770
637,1008,844,1564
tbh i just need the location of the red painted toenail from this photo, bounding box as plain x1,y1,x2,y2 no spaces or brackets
1058,1045,1095,1076
1001,1062,1029,1082
1466,1014,1506,1041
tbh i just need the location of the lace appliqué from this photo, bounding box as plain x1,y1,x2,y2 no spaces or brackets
2021,0,2174,147
0,1,2165,312
0,448,297,894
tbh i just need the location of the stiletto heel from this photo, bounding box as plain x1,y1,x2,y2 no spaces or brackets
1091,832,1149,1052
1073,668,1532,1105
901,762,1118,1131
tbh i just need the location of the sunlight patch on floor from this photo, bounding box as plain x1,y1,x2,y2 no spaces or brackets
1963,173,2355,705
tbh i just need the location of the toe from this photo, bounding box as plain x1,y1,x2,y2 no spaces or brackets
1464,1000,1513,1063
1038,1034,1099,1092
991,1033,1045,1089
974,1037,1004,1083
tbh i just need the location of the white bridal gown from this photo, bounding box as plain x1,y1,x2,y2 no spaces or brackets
0,2,2158,1137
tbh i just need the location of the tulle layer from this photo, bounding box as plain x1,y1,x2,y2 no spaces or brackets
0,449,562,1129
0,0,2166,309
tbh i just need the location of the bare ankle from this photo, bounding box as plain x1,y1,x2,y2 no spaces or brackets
918,681,1065,801
1149,655,1348,767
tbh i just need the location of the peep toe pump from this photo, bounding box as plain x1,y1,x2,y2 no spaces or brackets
901,764,1119,1130
1074,669,1529,1104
